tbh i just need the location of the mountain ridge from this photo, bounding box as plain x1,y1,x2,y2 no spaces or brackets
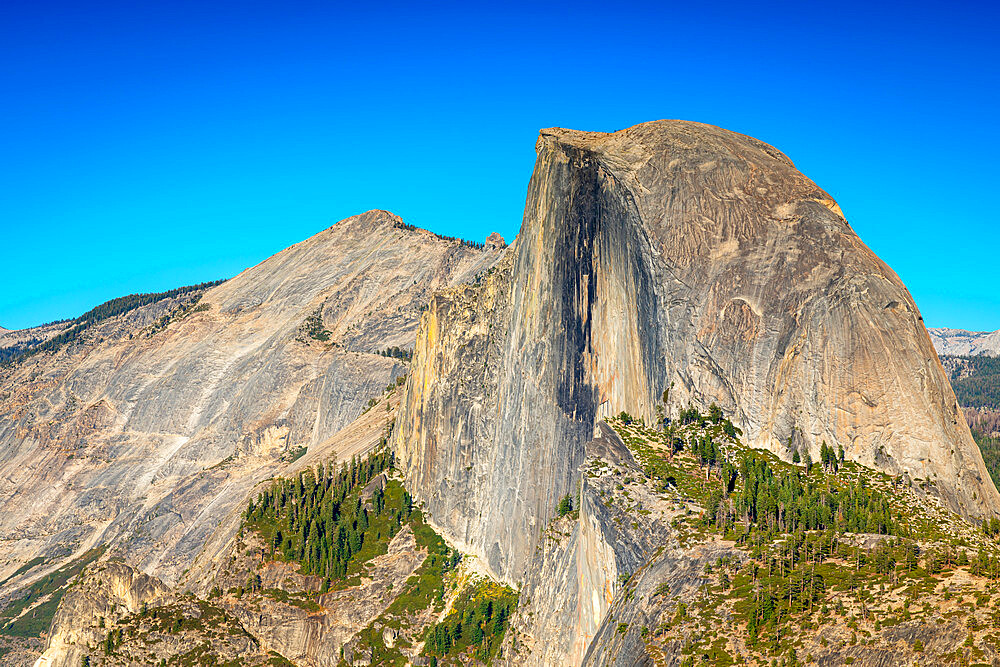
930,327,1000,357
0,210,503,341
0,210,504,600
4,123,999,667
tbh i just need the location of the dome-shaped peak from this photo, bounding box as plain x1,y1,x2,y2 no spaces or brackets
537,119,795,169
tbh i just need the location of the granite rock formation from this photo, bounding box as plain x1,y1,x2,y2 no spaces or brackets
394,120,1000,659
0,210,503,609
5,119,997,667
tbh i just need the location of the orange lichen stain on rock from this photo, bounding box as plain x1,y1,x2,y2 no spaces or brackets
812,197,846,220
594,365,618,409
418,307,439,400
697,312,719,341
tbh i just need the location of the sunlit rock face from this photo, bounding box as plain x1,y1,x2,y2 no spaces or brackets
396,119,998,595
7,119,999,667
0,210,505,598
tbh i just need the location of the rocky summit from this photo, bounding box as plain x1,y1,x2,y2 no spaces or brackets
1,121,999,667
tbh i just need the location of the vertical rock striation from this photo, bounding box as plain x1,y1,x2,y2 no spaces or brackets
395,119,999,596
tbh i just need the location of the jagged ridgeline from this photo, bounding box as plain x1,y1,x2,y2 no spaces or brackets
391,220,500,251
238,447,517,666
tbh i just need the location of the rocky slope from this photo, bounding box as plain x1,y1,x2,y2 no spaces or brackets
0,321,71,365
394,120,1000,662
572,417,1000,667
36,560,288,667
6,119,998,667
0,211,504,661
930,328,1000,357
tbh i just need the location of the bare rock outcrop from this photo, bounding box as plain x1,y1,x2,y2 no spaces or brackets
0,210,503,602
497,422,689,666
394,120,1000,658
35,560,286,667
35,561,171,667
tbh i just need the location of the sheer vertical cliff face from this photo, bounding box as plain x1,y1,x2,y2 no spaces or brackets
395,120,1000,590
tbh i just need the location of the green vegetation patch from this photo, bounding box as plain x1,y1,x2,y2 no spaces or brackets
243,447,408,583
977,430,1000,492
947,355,1000,410
943,355,1000,488
382,511,461,620
244,448,513,666
609,402,1000,662
0,546,106,638
422,578,519,665
300,306,331,342
614,410,895,543
0,557,47,588
377,346,413,362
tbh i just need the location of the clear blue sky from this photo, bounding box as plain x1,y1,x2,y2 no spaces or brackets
2,0,998,331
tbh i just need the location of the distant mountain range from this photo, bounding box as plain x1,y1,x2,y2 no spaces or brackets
929,327,1000,357
932,327,1000,507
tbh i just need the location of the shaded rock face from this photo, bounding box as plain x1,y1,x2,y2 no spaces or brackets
0,210,504,599
396,119,998,589
929,327,1000,357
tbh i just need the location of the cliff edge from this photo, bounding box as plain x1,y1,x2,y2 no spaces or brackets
395,120,999,592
